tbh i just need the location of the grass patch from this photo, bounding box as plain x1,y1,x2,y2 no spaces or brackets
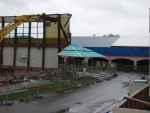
0,77,96,101
0,89,34,102
36,80,82,93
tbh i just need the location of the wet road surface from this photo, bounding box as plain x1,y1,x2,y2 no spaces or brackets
0,72,141,113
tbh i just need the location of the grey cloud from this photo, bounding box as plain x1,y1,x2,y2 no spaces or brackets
0,0,149,36
71,0,149,19
0,0,26,8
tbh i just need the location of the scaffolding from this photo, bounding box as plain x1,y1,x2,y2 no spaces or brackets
0,13,72,71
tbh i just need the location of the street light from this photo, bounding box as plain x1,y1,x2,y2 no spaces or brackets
149,8,150,95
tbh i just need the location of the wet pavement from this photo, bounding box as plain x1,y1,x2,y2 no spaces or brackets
0,72,142,113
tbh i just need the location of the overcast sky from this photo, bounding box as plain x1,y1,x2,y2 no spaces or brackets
0,0,149,36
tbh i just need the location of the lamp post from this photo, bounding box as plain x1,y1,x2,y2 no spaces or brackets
148,8,150,96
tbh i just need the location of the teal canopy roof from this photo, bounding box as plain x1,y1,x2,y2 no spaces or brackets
58,44,105,58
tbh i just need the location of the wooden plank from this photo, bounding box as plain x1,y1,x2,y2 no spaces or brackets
126,97,150,107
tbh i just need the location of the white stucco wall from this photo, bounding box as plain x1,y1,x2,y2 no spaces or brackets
45,48,58,68
30,48,42,68
2,47,58,69
3,47,14,66
16,47,28,67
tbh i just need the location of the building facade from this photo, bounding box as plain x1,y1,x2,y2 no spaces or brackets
72,36,150,72
0,14,72,70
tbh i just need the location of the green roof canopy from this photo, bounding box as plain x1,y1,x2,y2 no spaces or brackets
58,44,105,58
